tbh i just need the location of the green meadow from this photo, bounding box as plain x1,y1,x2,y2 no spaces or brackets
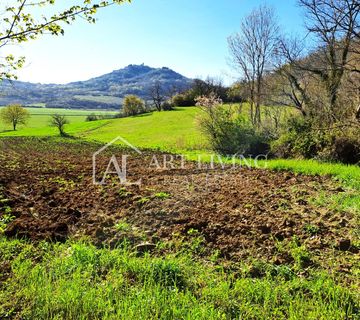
0,107,117,135
0,107,202,147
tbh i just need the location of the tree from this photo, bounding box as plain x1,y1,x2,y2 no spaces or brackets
270,37,312,117
50,114,69,136
271,0,360,124
228,5,279,127
0,0,130,80
0,104,30,130
123,95,145,116
191,77,228,102
171,92,195,107
303,0,360,42
149,81,166,111
171,78,229,107
283,0,360,122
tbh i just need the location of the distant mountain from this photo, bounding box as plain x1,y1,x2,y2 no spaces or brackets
0,64,193,109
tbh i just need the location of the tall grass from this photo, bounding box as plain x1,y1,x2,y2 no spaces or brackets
264,159,360,190
0,237,358,320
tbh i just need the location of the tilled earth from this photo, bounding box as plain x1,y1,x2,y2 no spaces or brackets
0,137,358,263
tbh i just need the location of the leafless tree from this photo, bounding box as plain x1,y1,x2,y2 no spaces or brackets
307,0,360,41
295,0,360,121
270,37,312,117
149,80,166,111
228,5,279,127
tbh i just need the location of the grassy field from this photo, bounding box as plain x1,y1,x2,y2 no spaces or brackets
0,107,204,149
0,237,358,319
0,105,287,149
0,107,117,135
78,107,207,150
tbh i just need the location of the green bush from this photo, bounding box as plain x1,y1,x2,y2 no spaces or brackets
85,113,99,122
171,93,195,107
272,117,360,164
198,105,270,156
161,101,174,111
271,117,330,159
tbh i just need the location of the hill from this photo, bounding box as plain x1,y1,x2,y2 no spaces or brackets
0,64,192,109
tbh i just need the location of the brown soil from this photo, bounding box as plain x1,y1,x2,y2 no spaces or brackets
0,137,357,262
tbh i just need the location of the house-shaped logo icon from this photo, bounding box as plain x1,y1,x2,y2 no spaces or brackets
92,136,142,186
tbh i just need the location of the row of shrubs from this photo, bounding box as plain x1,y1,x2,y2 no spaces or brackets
85,114,116,121
272,117,360,164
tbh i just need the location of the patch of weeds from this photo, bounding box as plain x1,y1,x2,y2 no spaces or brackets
290,237,312,270
118,187,132,199
115,220,131,232
209,250,221,263
1,205,12,215
290,186,309,197
49,176,75,192
278,199,291,210
155,240,176,251
150,260,186,289
352,240,360,251
0,198,10,205
187,228,199,236
137,197,150,205
0,192,14,233
154,192,171,200
311,190,360,215
186,229,206,254
245,260,295,281
0,214,15,233
303,224,320,236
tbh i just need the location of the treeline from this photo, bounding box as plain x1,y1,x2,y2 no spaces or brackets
171,78,242,106
195,0,360,164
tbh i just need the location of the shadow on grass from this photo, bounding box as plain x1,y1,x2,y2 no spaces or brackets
59,133,78,139
0,129,16,133
172,107,196,112
131,113,153,118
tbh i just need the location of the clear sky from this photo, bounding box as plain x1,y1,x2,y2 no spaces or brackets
6,0,304,84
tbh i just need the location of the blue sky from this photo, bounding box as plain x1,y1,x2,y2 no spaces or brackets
9,0,304,84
